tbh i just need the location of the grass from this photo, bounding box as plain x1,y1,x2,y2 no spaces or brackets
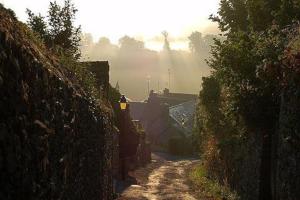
188,164,239,200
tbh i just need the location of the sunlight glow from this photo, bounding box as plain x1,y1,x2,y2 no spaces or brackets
1,0,220,50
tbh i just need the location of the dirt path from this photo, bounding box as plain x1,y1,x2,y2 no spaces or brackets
117,152,200,200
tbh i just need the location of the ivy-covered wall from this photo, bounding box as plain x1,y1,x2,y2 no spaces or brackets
0,6,114,200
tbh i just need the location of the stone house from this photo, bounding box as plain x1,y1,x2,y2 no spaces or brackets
130,89,197,153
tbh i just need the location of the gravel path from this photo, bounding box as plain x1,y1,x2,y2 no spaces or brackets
117,152,200,200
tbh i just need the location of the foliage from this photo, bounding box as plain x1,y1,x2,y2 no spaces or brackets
25,1,104,105
195,0,300,199
189,31,204,54
59,54,101,100
201,0,300,144
0,3,17,20
108,84,121,105
189,164,239,200
210,0,300,33
26,10,48,42
200,77,221,107
119,36,144,51
108,84,121,120
26,0,81,60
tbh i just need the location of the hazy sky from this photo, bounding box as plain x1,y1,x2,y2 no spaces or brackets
1,0,220,50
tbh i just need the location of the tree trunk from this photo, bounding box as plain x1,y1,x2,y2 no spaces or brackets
259,130,273,200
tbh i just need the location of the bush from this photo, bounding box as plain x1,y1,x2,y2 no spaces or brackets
189,164,239,200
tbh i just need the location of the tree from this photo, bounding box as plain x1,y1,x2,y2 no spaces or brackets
98,37,112,47
26,0,81,59
197,0,300,199
162,31,171,52
209,0,300,33
188,31,206,55
119,36,144,51
26,9,49,42
209,0,249,33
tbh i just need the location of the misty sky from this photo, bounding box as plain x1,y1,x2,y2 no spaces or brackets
1,0,220,50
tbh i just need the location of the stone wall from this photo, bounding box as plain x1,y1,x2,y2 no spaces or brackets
0,6,113,200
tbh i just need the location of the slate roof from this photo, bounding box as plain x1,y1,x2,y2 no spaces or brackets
129,94,197,143
169,100,196,137
155,93,197,107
